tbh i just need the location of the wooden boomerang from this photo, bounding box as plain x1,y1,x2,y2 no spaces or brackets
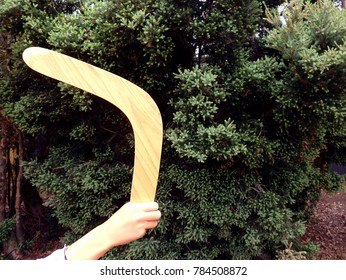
22,47,163,203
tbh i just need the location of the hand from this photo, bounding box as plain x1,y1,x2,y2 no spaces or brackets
65,202,161,260
102,202,161,247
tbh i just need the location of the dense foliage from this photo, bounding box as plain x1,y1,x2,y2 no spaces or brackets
0,0,345,259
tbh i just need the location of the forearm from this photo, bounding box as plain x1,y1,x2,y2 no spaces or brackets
65,223,113,260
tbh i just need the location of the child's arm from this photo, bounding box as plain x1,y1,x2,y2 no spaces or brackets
65,202,161,260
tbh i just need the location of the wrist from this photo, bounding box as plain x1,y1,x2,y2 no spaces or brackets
65,223,114,260
96,221,118,249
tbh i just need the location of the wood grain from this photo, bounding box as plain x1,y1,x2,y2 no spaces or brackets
23,47,163,203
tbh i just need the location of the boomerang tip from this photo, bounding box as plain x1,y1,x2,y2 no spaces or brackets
23,47,50,66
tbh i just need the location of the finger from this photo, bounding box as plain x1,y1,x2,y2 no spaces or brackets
140,202,159,212
128,202,159,212
145,220,158,229
143,210,161,221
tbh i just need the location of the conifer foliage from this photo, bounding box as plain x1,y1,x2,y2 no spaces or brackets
0,0,345,259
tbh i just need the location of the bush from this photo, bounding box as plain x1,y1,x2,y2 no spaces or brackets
1,0,345,259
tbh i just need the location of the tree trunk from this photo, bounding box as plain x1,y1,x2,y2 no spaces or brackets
0,125,6,222
0,113,26,258
342,0,346,10
7,148,16,217
15,132,25,243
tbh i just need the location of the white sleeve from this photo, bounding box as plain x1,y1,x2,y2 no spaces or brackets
38,245,68,260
